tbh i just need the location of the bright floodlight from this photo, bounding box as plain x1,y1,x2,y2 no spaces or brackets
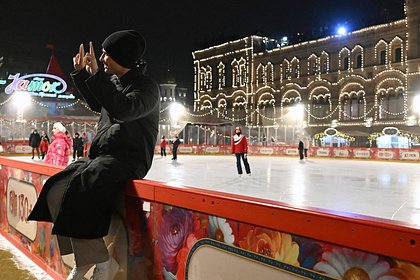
170,103,185,120
291,104,304,121
413,95,420,113
13,91,31,108
337,26,347,36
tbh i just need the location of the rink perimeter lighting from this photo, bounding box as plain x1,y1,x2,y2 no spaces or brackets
291,104,304,122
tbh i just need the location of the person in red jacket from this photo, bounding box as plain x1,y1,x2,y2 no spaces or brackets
160,135,167,157
231,126,251,176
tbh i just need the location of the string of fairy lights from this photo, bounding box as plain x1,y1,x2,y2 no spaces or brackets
191,9,420,131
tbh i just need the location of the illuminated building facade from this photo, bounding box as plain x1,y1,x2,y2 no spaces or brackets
193,0,420,147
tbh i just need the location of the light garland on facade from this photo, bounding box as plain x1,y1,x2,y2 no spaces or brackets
191,6,419,132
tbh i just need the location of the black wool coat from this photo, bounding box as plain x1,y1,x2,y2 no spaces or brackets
28,68,160,239
29,132,41,148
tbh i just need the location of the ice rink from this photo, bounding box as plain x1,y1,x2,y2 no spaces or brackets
146,155,420,227
14,155,420,227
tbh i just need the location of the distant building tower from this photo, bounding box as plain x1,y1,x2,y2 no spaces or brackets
159,69,188,108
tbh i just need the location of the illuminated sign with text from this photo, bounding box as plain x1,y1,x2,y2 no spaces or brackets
0,73,75,99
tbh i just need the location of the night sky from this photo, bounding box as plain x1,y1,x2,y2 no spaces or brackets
1,0,405,93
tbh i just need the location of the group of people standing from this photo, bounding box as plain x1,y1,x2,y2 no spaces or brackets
298,137,310,160
29,126,87,166
160,135,181,160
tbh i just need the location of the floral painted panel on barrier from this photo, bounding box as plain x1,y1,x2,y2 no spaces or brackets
0,166,65,276
126,197,420,280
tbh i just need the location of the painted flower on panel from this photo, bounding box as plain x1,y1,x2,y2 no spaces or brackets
208,215,234,244
386,261,420,279
176,234,197,279
239,227,299,266
314,247,397,280
157,208,193,275
294,237,323,269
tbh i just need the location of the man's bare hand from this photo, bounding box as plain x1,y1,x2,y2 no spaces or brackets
73,44,85,71
85,41,99,75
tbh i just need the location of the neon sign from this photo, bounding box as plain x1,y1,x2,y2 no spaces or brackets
0,73,75,99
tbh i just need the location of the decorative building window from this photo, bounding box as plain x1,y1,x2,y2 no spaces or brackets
394,48,402,62
343,95,351,120
291,57,300,78
205,66,212,90
282,60,290,80
239,64,247,86
342,93,364,120
355,54,362,68
311,96,330,118
389,36,403,64
320,51,329,74
322,61,328,73
379,50,386,65
342,57,349,70
266,63,274,82
218,62,225,89
375,40,388,66
200,67,206,91
351,45,364,69
311,61,317,75
231,60,239,87
260,68,266,84
290,65,296,78
308,54,318,75
350,95,362,118
379,91,404,119
256,64,265,85
339,48,350,71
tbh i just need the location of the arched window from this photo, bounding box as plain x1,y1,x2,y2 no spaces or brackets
267,63,274,82
320,52,329,74
343,95,351,120
282,61,290,80
379,90,404,119
339,48,350,71
291,58,300,79
308,54,318,75
312,96,330,118
218,62,225,89
380,50,386,65
355,54,362,68
394,47,402,63
343,57,350,70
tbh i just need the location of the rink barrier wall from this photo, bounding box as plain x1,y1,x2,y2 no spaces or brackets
156,144,420,162
5,142,420,163
0,157,419,279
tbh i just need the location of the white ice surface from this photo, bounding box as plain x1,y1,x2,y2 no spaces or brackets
145,155,420,227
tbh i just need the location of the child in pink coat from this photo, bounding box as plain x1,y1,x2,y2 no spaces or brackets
45,122,72,166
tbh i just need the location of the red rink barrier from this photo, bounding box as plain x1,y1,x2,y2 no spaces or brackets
0,157,419,279
156,144,420,162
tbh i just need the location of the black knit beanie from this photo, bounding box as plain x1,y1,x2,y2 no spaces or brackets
102,30,146,69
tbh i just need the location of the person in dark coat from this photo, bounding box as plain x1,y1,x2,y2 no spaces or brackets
298,140,304,160
72,132,84,161
171,135,181,160
28,30,160,280
29,129,41,159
